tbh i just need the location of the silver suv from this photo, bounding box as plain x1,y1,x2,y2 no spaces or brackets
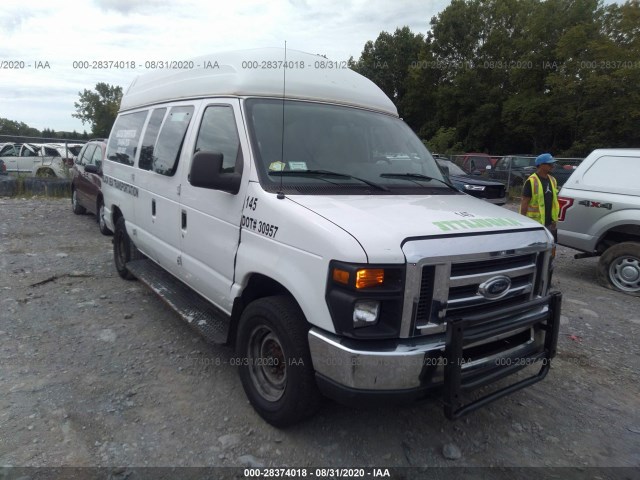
557,149,640,295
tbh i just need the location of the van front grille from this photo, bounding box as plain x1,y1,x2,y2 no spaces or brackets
414,252,539,334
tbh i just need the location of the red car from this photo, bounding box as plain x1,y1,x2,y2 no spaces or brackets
456,153,493,175
70,139,111,235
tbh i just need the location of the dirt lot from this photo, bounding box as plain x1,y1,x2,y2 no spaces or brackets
1,197,639,476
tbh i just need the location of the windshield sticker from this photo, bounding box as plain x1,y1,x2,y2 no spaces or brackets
288,162,307,171
268,161,285,171
433,217,523,232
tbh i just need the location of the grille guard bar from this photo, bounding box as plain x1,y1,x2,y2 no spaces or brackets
443,292,562,419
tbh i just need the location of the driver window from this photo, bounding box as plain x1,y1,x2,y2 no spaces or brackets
194,105,242,173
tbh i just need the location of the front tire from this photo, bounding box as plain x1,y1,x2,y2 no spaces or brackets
72,189,86,214
113,216,140,280
236,296,321,427
597,242,640,295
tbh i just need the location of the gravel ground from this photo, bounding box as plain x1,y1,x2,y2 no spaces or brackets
0,197,639,476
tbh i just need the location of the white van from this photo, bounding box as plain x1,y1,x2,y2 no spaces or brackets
102,48,561,427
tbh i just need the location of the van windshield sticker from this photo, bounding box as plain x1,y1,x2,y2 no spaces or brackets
288,162,307,171
433,217,523,232
268,161,285,171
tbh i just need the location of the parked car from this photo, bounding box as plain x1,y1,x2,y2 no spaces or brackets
455,153,492,175
488,155,537,187
489,155,579,188
0,142,76,178
437,158,506,205
41,143,84,167
70,139,111,235
557,149,640,294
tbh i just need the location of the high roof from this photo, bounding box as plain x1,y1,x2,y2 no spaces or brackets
119,48,398,116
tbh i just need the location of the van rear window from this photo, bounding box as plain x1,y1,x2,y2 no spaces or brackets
106,111,148,166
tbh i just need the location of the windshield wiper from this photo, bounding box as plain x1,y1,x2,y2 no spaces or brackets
269,169,390,192
380,173,459,192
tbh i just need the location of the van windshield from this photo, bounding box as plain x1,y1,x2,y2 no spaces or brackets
245,98,449,194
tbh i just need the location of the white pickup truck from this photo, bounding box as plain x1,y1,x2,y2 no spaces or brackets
558,149,640,294
0,142,82,177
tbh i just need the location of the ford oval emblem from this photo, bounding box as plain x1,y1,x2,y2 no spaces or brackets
478,276,512,300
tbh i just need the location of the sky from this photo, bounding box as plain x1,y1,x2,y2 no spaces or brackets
0,0,450,134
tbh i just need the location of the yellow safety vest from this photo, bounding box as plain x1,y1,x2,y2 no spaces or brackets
525,173,559,226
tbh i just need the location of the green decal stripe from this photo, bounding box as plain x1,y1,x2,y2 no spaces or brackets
433,217,523,232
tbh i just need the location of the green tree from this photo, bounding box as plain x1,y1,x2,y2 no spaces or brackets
426,127,463,154
349,27,426,125
0,118,40,138
73,83,123,138
351,0,638,155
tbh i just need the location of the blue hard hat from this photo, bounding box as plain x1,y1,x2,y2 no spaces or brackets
535,153,556,166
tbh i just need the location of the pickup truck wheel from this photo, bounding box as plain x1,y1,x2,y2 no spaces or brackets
236,296,321,427
113,216,140,280
597,242,640,295
97,200,112,236
71,189,86,214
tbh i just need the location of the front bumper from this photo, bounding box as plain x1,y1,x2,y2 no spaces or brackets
308,292,561,419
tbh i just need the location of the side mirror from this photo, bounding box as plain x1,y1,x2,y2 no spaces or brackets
85,164,99,173
189,151,241,194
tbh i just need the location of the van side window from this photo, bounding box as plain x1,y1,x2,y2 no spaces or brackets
139,108,167,171
153,106,194,176
106,111,148,166
194,105,242,172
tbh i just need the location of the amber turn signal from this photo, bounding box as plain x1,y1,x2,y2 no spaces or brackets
355,269,384,289
332,268,350,285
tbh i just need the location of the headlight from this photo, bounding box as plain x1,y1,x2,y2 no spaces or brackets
326,261,405,339
353,300,380,328
464,184,486,191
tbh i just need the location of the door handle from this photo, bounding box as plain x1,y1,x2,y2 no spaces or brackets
181,210,187,230
152,199,156,216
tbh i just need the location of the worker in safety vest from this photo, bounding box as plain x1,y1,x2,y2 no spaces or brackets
519,153,560,242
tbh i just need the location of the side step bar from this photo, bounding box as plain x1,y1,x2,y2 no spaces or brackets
126,259,230,344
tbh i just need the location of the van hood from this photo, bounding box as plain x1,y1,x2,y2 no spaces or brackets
287,194,542,263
